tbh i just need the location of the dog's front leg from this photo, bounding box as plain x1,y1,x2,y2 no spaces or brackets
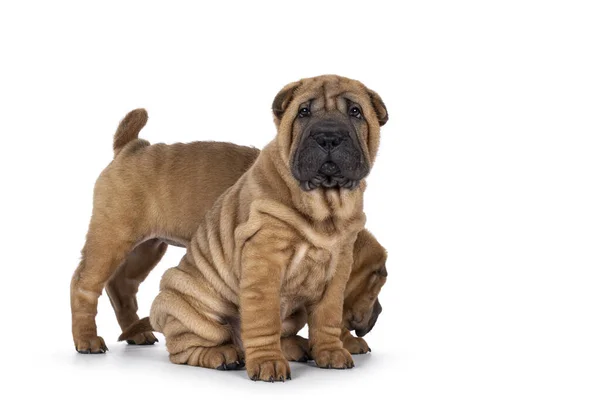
308,246,355,369
240,229,291,382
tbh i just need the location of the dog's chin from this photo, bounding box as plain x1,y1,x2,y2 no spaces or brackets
299,174,360,191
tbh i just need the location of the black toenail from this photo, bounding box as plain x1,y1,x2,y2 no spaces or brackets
225,362,240,370
216,363,227,371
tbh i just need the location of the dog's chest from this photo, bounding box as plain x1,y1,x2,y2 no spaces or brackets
280,242,336,305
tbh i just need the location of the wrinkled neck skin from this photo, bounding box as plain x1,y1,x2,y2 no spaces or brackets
252,140,367,233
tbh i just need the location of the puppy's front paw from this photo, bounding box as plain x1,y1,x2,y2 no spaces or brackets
246,354,291,382
342,334,371,354
313,347,354,369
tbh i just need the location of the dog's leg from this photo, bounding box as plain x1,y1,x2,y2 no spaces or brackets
280,308,310,362
70,234,135,354
308,246,355,369
149,255,245,370
150,274,244,371
106,239,167,345
240,229,291,382
161,316,245,371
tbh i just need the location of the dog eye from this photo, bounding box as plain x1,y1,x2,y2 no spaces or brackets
349,106,362,119
298,107,311,118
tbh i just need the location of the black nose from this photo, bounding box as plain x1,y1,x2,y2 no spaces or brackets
312,130,346,151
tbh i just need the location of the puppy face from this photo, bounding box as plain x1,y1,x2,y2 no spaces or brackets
272,75,388,191
343,230,388,337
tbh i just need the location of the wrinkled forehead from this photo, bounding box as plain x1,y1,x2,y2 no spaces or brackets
295,77,368,112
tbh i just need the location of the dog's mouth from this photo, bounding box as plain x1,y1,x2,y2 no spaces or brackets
300,175,359,191
299,162,360,191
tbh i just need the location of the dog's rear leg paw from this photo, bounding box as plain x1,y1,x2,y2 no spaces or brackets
75,335,108,354
126,331,158,345
343,334,371,354
281,335,311,362
313,347,354,369
170,344,244,370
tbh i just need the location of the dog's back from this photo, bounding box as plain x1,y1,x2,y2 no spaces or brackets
95,110,260,245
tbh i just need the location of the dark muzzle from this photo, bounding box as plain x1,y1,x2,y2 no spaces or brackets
292,119,367,191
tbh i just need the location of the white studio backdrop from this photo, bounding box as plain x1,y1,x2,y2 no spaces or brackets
0,1,599,399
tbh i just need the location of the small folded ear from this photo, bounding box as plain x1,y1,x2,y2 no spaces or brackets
272,81,301,121
367,89,389,126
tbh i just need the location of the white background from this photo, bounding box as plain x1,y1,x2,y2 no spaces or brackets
1,1,599,399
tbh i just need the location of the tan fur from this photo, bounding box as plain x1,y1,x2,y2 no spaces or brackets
71,94,387,356
142,75,388,381
112,108,148,157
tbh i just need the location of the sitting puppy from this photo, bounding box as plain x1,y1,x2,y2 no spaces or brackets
120,228,386,360
70,92,388,357
121,75,388,381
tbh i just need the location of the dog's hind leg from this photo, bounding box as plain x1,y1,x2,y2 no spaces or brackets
70,229,136,354
151,289,244,370
149,260,245,371
162,316,245,371
106,238,167,345
280,308,311,362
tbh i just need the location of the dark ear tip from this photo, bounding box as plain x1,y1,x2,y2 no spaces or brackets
272,109,285,120
367,89,388,126
272,81,301,121
379,113,389,126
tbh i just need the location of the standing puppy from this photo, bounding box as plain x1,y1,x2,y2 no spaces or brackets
147,75,388,381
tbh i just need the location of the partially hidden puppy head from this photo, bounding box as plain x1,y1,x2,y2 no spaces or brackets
272,75,388,191
343,230,388,337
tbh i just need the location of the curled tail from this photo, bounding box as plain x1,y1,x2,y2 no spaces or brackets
118,317,154,342
113,108,148,157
